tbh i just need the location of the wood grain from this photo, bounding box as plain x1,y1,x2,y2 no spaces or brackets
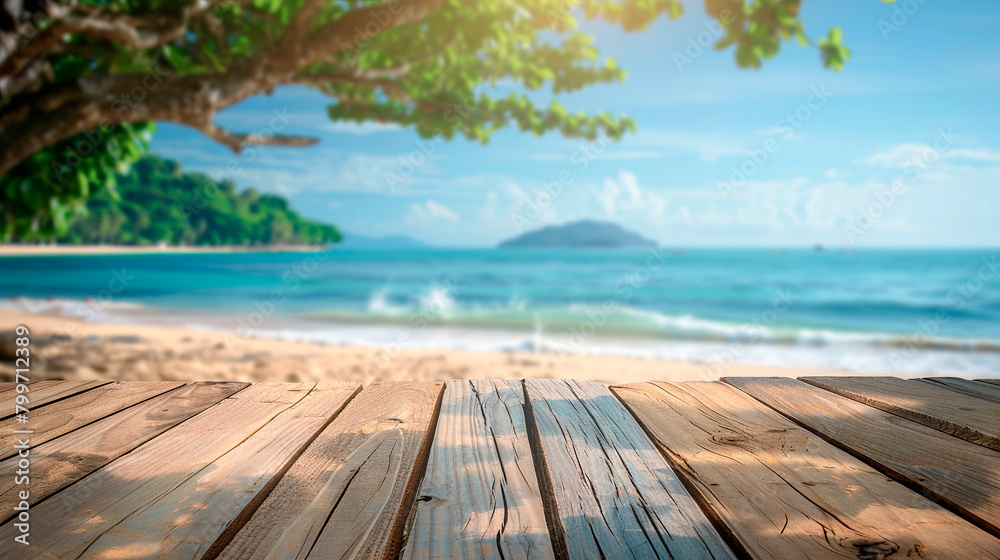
402,379,553,560
0,380,107,420
218,381,444,560
76,382,361,560
725,376,1000,537
921,377,1000,404
0,381,245,524
0,381,184,460
614,381,1000,560
0,382,314,559
801,376,1000,450
0,380,56,401
524,378,735,560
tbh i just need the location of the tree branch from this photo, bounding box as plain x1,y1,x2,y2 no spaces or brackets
0,0,213,97
197,121,319,152
0,0,450,176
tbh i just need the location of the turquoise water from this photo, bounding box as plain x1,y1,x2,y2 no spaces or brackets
1,248,998,374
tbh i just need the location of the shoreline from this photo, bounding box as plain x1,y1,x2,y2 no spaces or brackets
0,309,906,385
0,243,329,256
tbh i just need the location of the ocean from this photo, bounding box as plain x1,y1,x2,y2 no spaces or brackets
1,248,998,376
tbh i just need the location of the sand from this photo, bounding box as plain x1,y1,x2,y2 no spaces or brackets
0,244,326,256
0,310,899,385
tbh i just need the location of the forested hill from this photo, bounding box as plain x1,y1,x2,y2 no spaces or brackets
59,156,340,246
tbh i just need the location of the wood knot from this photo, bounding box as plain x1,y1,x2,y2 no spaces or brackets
849,538,899,560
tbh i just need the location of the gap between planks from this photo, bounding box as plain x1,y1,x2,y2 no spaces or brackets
523,378,736,560
923,377,1000,404
0,381,248,525
800,376,1000,451
401,379,554,560
216,381,444,560
613,381,1000,560
724,376,1000,539
0,380,109,421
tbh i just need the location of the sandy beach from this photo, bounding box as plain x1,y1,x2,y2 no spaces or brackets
0,244,327,257
0,309,898,385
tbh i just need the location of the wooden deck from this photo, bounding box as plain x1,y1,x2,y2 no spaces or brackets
3,377,1000,560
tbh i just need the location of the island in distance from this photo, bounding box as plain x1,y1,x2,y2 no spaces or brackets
498,219,659,249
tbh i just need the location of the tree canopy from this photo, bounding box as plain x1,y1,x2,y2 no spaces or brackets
0,0,849,241
60,154,341,245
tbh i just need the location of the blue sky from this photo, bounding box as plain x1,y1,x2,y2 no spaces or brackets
152,0,1000,248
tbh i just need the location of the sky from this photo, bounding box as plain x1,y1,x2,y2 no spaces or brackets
152,0,1000,248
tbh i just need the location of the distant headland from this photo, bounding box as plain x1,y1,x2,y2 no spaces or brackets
498,220,658,249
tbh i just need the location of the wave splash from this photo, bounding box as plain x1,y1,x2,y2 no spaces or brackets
309,286,1000,353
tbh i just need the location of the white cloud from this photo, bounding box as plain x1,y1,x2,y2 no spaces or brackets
859,143,941,167
496,182,562,232
407,199,459,224
482,191,499,221
860,143,1000,167
594,178,620,217
593,171,670,221
948,148,1000,162
336,153,404,191
169,147,426,195
646,192,668,220
757,126,801,141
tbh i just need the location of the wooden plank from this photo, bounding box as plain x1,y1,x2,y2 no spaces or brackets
801,376,1000,451
74,382,362,560
614,381,1000,560
0,381,245,524
0,381,184,460
922,377,1000,404
402,379,553,560
0,379,57,401
725,377,1000,537
218,381,444,560
0,380,107,420
0,382,315,560
524,378,735,560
